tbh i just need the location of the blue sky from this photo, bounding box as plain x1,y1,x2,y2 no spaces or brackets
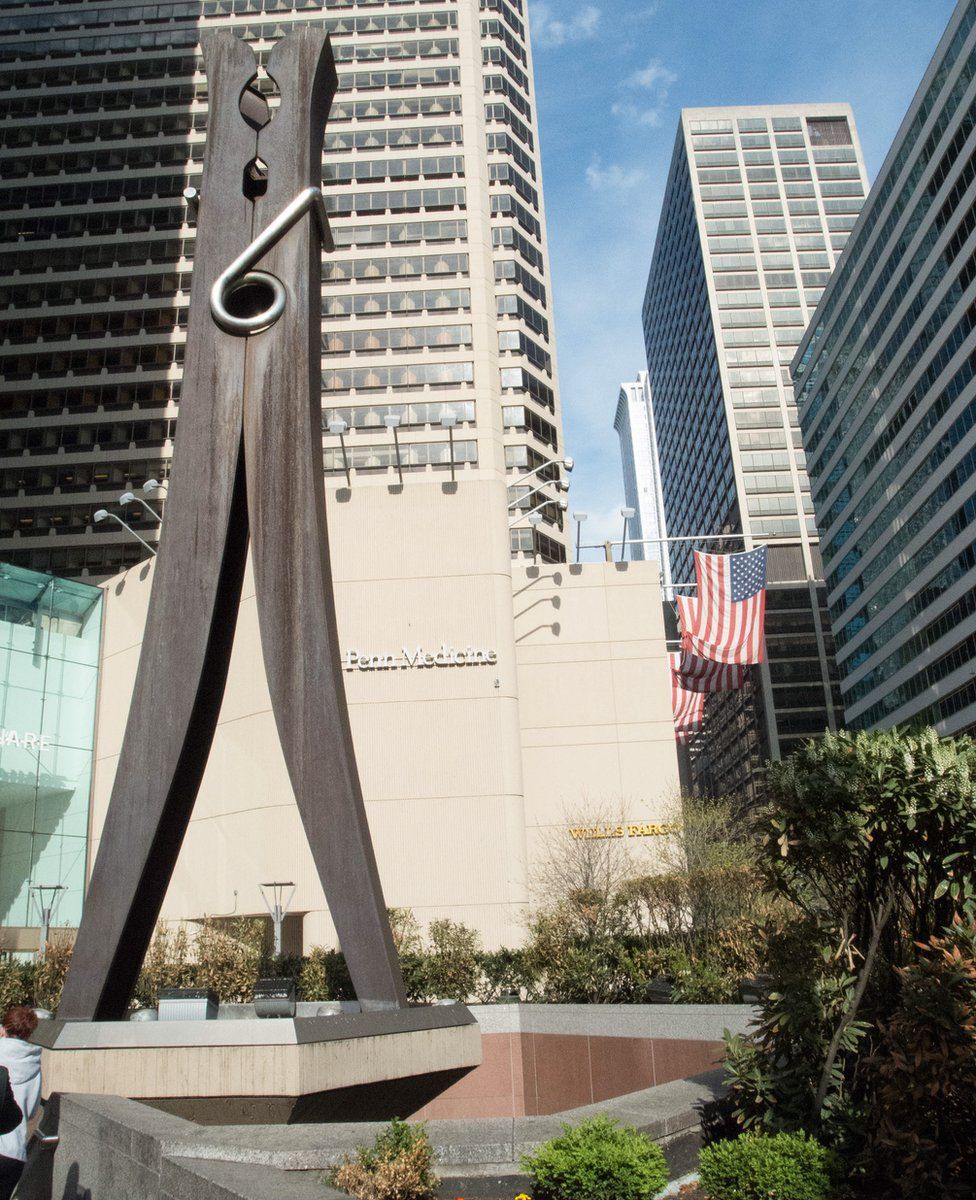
528,0,957,547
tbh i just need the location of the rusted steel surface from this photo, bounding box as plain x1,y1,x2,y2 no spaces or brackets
59,30,406,1021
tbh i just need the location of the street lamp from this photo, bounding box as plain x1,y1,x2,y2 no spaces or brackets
440,412,457,482
119,490,162,524
30,884,66,960
507,477,570,511
619,507,636,563
327,418,351,487
572,511,588,563
507,455,574,492
527,510,543,565
260,881,296,958
93,509,157,557
509,497,568,528
142,478,167,495
383,413,403,485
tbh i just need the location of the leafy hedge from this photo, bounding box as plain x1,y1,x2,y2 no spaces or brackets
698,1130,836,1200
520,1116,667,1200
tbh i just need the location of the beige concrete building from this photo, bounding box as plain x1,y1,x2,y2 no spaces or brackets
90,482,680,951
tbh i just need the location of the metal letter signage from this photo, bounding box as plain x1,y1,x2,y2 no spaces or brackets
58,30,407,1020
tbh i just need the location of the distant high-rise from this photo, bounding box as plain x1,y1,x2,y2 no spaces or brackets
0,0,567,576
614,371,672,588
794,0,976,736
643,104,869,798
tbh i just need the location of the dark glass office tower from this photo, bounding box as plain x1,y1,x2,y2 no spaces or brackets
795,0,976,737
0,0,567,578
643,105,867,800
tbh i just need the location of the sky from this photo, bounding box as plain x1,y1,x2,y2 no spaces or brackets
527,0,958,548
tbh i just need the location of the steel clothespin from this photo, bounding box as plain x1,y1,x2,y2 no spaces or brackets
59,30,407,1021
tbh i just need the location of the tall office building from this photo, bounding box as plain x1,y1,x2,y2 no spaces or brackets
0,0,567,577
614,371,672,587
643,104,868,797
794,0,976,736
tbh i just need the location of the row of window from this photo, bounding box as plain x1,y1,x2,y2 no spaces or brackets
4,344,183,380
323,324,471,354
1,308,182,346
324,153,463,184
0,422,175,455
322,399,473,431
325,185,465,217
330,94,460,122
332,217,466,249
323,287,469,318
323,438,476,472
0,270,191,310
324,124,461,152
322,361,474,391
2,382,177,421
324,252,467,283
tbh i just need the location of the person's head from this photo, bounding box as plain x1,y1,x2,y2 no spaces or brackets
2,1006,38,1042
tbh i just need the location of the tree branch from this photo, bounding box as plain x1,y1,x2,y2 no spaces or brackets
813,887,897,1122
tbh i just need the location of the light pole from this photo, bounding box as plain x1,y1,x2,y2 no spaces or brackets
573,511,588,563
384,413,404,485
506,455,574,492
527,511,543,565
259,881,296,958
93,509,157,556
119,490,162,524
507,477,569,511
30,884,66,960
327,418,351,486
508,497,568,529
619,507,635,563
440,412,457,482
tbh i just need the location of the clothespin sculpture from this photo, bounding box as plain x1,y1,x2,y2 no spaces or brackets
58,30,407,1020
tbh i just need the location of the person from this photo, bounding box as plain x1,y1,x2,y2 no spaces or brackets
0,1007,39,1200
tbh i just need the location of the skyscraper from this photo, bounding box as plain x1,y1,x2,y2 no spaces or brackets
794,0,976,736
614,371,672,587
0,0,567,577
643,104,868,797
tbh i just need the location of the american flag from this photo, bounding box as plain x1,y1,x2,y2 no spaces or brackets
677,546,767,665
676,648,747,693
670,653,706,740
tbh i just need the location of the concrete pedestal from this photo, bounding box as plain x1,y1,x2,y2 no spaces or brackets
34,1004,480,1123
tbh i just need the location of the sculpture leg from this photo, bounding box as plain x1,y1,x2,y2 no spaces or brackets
57,35,259,1020
242,30,407,1009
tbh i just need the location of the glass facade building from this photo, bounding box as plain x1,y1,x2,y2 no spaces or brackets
794,0,976,736
0,563,102,945
613,371,672,588
642,105,868,798
0,0,568,578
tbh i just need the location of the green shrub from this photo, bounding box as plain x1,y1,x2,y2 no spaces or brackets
297,947,354,1001
0,959,33,1013
520,1115,667,1200
423,919,480,1001
331,1117,436,1200
698,1130,836,1200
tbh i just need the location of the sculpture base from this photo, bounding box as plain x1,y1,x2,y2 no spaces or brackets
34,1004,480,1124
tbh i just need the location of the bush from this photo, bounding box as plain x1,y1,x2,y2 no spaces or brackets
0,959,33,1013
862,919,976,1198
331,1118,436,1200
33,936,73,1012
520,1115,667,1200
297,947,354,1002
698,1130,836,1200
422,919,480,1002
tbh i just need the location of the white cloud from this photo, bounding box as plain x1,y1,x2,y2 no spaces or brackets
530,2,601,49
623,60,677,91
585,157,648,192
613,58,677,127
